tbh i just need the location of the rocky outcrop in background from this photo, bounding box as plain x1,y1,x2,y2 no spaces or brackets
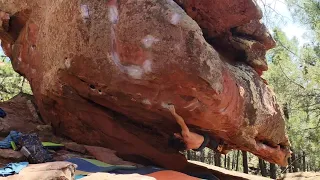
0,0,290,171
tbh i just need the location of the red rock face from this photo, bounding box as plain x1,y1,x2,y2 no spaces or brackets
0,93,40,134
0,0,290,169
175,0,276,75
175,0,263,36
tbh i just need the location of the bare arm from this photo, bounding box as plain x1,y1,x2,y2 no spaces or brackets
168,105,190,137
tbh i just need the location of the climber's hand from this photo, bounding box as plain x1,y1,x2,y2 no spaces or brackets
0,11,9,20
167,104,176,114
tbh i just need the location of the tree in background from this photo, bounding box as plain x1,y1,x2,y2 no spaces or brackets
286,0,320,40
264,27,320,173
262,0,320,173
0,0,318,177
270,163,277,179
242,151,249,174
0,56,32,101
259,159,267,177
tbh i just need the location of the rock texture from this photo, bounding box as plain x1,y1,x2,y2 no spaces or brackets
84,145,138,166
175,0,276,75
0,93,41,135
0,149,25,161
0,0,290,169
0,161,76,180
280,172,320,180
0,94,265,179
190,161,270,180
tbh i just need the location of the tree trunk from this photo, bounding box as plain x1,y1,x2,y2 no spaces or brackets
242,151,249,174
20,77,25,92
190,151,193,160
259,159,267,177
200,150,205,162
227,155,230,169
224,154,227,168
187,150,191,160
288,156,293,173
283,103,289,120
270,163,277,179
196,151,200,161
302,151,306,172
211,152,214,165
297,153,301,171
236,150,240,171
214,152,222,167
207,151,212,164
232,152,235,169
291,151,298,172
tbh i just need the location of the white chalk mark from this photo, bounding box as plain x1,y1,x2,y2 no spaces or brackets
184,99,200,112
239,85,245,97
142,99,152,105
111,51,125,72
142,35,159,48
161,102,171,109
109,5,119,24
189,106,197,112
170,13,181,25
219,107,227,113
80,4,90,21
65,59,71,69
142,60,152,73
184,99,198,108
126,65,143,79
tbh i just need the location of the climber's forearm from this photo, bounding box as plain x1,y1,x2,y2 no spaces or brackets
172,113,190,136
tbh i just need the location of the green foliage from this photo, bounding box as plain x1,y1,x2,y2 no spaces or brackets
263,28,320,171
0,58,32,101
287,0,320,62
287,0,320,39
258,0,320,172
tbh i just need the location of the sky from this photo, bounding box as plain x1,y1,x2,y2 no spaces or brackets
0,0,308,57
258,0,308,45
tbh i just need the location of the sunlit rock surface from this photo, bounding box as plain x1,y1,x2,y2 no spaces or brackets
0,0,290,169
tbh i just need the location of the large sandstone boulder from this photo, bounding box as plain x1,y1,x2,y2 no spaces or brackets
0,0,290,170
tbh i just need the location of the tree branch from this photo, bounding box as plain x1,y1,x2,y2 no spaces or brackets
278,62,305,89
302,125,320,131
281,153,306,174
